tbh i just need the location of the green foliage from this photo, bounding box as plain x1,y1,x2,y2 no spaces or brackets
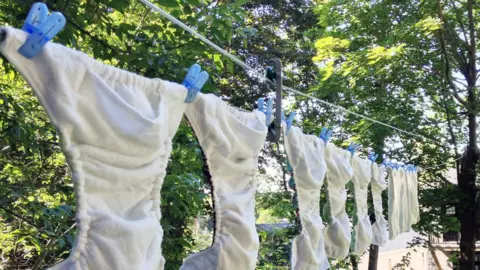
256,208,282,224
161,174,207,269
0,0,248,268
257,192,296,223
0,0,472,268
311,0,469,243
257,227,298,270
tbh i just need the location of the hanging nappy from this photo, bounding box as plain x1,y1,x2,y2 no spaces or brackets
350,155,373,255
388,167,403,240
398,169,410,234
401,169,419,232
409,170,420,225
284,126,330,270
181,93,267,270
370,163,388,246
0,27,188,270
323,144,353,259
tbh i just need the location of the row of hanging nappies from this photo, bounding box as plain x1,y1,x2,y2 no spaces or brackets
284,124,419,270
0,26,419,270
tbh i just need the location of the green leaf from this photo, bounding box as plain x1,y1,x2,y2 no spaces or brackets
183,0,201,5
160,0,180,8
233,0,249,7
213,54,224,69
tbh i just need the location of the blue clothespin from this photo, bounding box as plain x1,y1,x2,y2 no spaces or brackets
347,142,360,156
319,127,333,144
182,64,209,103
22,3,48,33
368,152,379,162
382,157,388,167
257,98,264,112
257,98,274,126
284,112,296,135
18,3,66,59
409,165,416,172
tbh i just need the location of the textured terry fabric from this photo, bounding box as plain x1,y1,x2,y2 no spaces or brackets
323,144,353,259
0,27,188,270
370,164,388,246
181,93,267,270
388,168,405,240
401,170,420,231
409,171,420,225
284,126,330,270
398,170,410,234
350,155,373,255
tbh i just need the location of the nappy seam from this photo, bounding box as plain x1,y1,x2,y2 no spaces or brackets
70,49,163,95
58,128,88,267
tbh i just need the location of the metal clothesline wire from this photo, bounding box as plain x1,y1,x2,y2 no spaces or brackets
137,0,451,150
420,155,464,171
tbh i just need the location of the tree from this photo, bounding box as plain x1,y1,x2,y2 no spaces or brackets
1,0,475,269
0,0,248,269
312,0,478,268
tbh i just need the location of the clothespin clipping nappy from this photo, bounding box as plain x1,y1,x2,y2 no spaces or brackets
19,2,66,59
182,64,209,103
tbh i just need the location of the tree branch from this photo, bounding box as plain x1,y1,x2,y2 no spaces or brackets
448,0,471,50
467,0,476,60
45,3,125,55
437,0,469,70
436,2,471,109
441,93,462,177
32,223,76,270
466,0,477,98
0,204,52,235
438,31,470,108
66,17,125,55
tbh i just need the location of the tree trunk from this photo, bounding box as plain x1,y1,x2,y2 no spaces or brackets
350,255,359,270
368,244,379,270
458,115,479,269
458,1,478,266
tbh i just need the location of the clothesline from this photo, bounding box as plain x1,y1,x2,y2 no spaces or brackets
138,0,448,149
419,155,464,171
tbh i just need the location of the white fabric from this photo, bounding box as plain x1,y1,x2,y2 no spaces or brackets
350,155,373,255
323,144,353,259
401,170,420,230
388,167,399,240
388,168,413,239
409,171,420,224
0,27,188,270
284,126,330,270
400,170,410,233
370,163,388,246
181,93,267,270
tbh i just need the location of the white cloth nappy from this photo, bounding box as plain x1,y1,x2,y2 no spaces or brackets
322,144,353,259
181,93,267,270
350,155,373,255
409,171,420,225
370,163,388,246
0,27,188,270
388,168,403,240
284,126,330,270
